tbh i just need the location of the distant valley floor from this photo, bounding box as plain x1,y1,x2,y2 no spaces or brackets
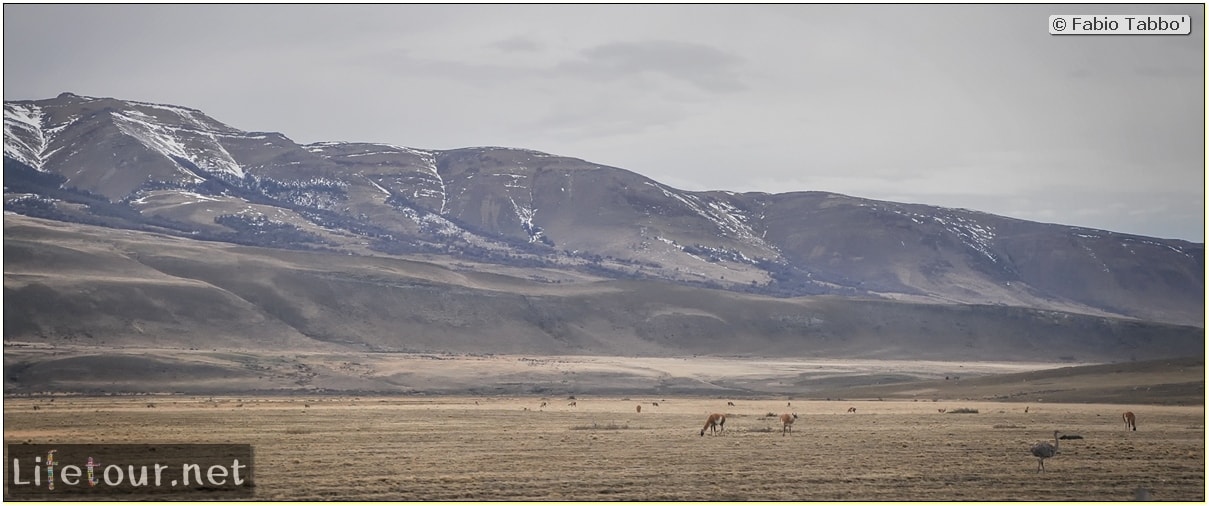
4,344,1202,406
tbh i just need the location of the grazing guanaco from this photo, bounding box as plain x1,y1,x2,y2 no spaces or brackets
847,407,856,413
568,401,577,407
780,413,798,436
1123,411,1137,431
727,401,735,407
636,404,641,413
700,413,726,436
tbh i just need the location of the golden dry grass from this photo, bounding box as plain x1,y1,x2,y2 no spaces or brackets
4,396,1203,501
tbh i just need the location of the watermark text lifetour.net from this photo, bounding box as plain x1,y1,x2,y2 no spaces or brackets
5,444,253,499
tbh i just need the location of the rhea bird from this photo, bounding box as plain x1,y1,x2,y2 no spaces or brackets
1030,430,1062,472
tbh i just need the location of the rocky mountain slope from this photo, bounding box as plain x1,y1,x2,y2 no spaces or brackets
5,214,1202,364
3,92,1204,346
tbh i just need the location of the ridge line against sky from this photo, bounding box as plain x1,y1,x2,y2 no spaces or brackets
3,3,1205,242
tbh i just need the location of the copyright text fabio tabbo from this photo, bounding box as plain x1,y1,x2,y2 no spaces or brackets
1050,15,1192,35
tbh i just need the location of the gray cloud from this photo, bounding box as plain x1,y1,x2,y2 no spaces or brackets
557,40,747,92
493,36,544,53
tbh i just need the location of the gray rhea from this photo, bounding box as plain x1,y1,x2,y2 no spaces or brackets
1030,430,1061,472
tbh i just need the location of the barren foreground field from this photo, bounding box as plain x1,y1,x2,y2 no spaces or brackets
4,396,1203,501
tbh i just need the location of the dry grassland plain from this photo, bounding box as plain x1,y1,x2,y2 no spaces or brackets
4,395,1203,501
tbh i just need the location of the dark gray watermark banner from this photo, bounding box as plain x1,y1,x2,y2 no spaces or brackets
5,444,253,500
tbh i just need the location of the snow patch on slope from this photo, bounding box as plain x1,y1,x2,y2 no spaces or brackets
508,196,546,243
1121,236,1196,258
641,181,776,253
363,175,392,197
384,145,446,213
404,147,446,213
129,100,235,135
869,202,1001,263
397,205,472,239
109,109,243,180
129,189,225,205
309,142,447,214
3,103,47,170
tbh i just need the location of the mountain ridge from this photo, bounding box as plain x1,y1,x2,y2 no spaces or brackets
3,92,1204,333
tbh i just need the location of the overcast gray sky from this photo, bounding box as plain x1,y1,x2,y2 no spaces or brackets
4,3,1204,242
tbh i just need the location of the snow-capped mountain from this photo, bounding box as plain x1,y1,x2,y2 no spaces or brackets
4,93,1204,327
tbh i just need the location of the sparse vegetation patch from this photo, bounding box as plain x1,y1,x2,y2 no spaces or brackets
570,423,630,430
